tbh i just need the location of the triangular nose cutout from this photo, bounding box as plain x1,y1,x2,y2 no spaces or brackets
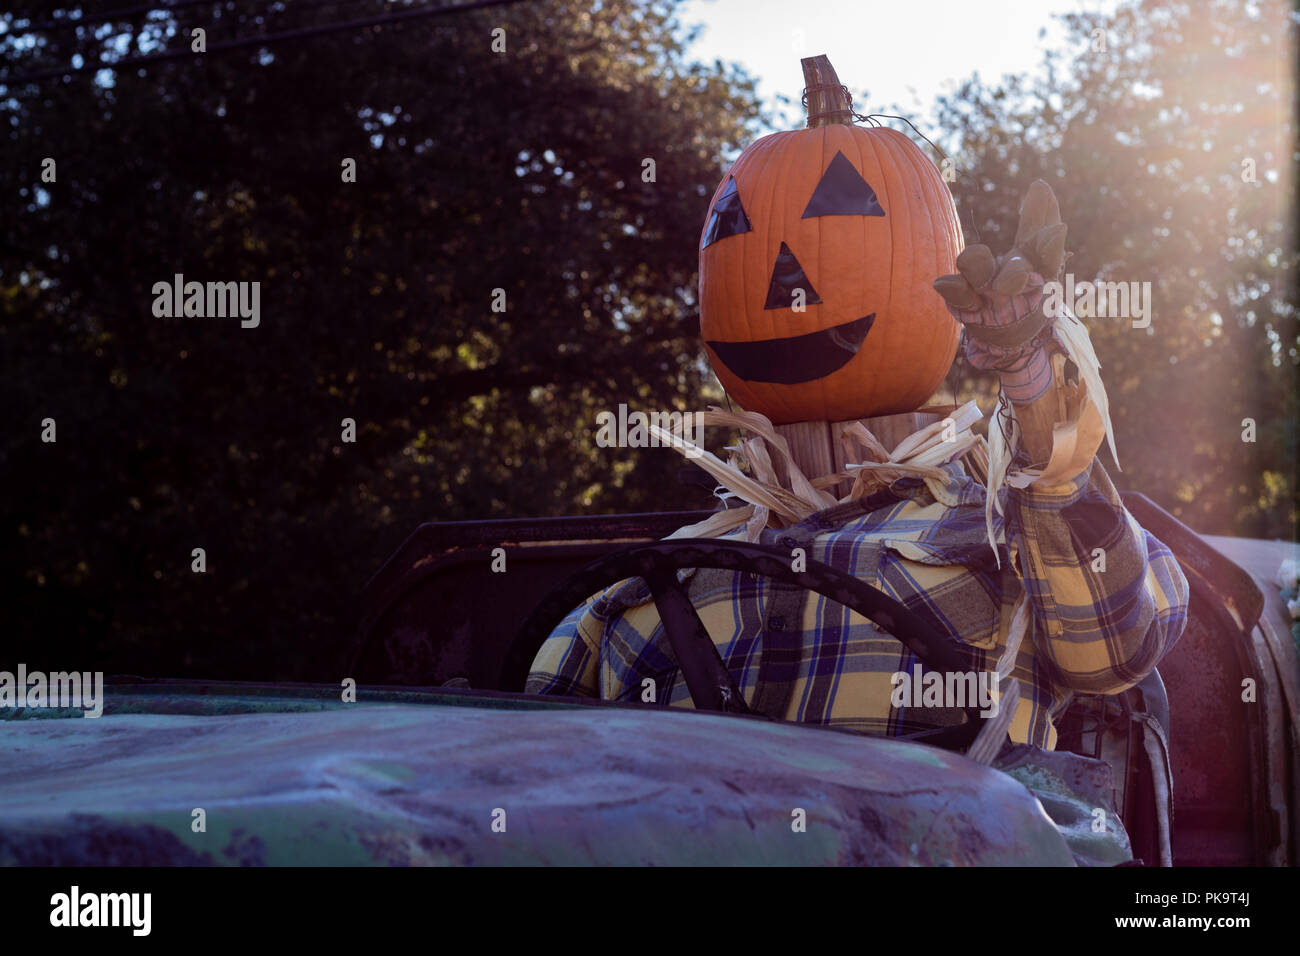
802,151,886,218
764,242,823,310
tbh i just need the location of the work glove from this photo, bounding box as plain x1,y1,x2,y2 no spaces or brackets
932,180,1069,406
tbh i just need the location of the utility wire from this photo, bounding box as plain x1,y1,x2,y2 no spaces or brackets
2,0,532,85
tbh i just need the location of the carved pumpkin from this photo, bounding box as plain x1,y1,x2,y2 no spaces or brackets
699,58,963,425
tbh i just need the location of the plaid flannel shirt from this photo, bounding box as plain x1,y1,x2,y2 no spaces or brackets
526,455,1190,749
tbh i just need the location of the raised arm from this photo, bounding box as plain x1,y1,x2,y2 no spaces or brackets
1004,396,1190,694
934,181,1190,694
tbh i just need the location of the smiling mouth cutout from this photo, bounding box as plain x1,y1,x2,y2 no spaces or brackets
705,313,876,385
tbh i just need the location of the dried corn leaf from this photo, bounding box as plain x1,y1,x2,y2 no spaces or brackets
838,421,891,464
1053,307,1119,470
908,430,980,470
962,436,990,485
848,468,886,501
645,422,803,522
994,592,1032,680
741,436,780,486
889,401,981,462
811,470,855,490
665,505,754,539
845,460,949,481
984,398,1016,568
688,407,834,511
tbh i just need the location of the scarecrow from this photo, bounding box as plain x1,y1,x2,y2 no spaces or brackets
527,57,1189,764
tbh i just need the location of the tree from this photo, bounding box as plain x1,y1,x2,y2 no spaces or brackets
931,0,1298,539
0,0,765,678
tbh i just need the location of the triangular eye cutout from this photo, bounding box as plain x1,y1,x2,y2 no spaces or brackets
764,242,822,309
701,178,752,249
802,151,886,218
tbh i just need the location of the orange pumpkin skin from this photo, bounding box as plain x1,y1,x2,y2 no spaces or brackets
698,124,963,425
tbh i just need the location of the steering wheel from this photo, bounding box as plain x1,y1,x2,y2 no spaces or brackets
502,538,984,751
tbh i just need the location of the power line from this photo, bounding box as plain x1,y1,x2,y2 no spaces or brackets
2,0,532,85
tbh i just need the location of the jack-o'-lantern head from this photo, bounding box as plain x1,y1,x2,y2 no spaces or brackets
699,57,963,425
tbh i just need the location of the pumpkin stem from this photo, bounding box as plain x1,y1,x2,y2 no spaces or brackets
801,55,855,128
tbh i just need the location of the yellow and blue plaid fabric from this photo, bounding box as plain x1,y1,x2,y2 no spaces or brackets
526,457,1190,749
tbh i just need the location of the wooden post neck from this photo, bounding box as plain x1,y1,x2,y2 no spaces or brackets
774,407,952,496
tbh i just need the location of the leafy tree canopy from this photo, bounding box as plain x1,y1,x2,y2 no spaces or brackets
933,0,1297,539
1,0,763,676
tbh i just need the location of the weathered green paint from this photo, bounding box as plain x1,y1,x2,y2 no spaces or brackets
0,684,1079,866
997,745,1133,867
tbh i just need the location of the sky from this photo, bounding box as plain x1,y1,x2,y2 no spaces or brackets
679,0,1126,132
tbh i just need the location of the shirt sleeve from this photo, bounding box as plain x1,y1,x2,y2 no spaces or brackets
524,595,603,698
1004,456,1190,696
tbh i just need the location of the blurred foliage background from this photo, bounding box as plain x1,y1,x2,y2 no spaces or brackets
932,0,1297,544
1,0,1295,680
